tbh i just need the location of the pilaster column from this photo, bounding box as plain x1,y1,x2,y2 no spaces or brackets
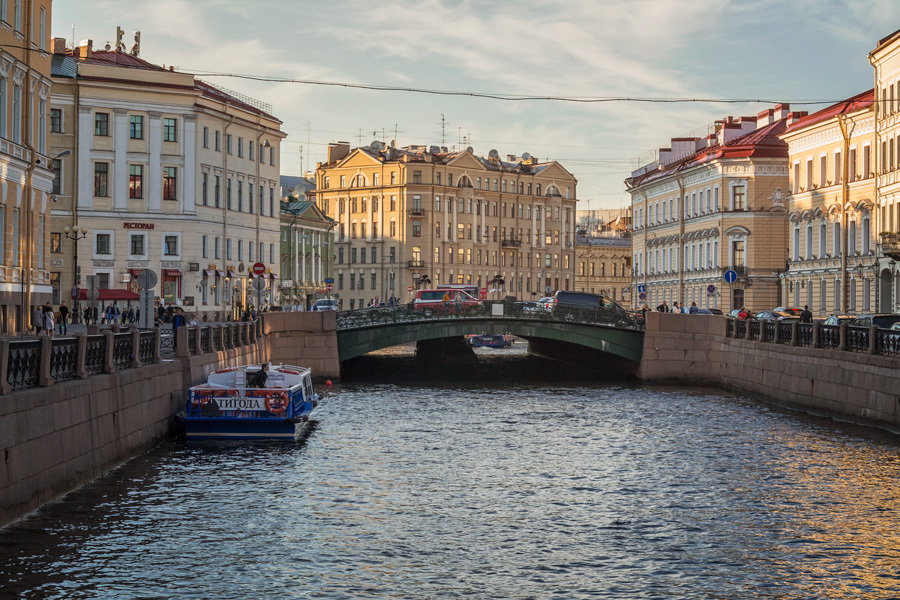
76,106,93,210
148,111,162,212
113,108,128,211
183,115,197,215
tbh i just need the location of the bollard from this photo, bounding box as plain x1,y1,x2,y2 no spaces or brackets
869,325,879,355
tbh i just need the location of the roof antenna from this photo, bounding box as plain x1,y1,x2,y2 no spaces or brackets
130,31,141,57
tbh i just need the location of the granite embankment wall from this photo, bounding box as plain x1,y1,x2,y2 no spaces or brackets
1,313,339,528
640,313,900,429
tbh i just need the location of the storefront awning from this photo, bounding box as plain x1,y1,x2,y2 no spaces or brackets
163,269,182,277
227,270,238,278
267,273,278,280
203,269,215,277
215,270,225,278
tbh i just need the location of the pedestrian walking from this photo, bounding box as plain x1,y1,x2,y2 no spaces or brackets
43,307,55,339
58,301,69,335
800,305,813,323
33,305,44,334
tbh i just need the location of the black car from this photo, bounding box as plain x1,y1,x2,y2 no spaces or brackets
851,314,900,328
754,310,797,322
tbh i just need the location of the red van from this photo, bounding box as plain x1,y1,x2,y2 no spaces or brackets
413,289,483,316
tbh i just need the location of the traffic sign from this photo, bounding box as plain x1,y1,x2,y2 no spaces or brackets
326,284,333,291
251,262,266,276
407,286,413,293
137,269,158,290
724,269,737,283
707,284,716,295
637,284,646,293
253,276,267,291
324,277,334,284
638,292,647,301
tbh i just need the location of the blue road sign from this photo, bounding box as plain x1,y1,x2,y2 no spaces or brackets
724,269,737,283
707,284,716,295
324,278,335,284
638,292,647,301
637,284,646,293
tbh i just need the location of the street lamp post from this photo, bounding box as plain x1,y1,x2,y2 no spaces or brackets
63,224,88,324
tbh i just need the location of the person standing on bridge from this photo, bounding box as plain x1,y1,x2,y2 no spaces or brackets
800,305,813,323
656,301,670,313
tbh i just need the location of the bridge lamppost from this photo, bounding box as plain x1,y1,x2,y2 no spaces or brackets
417,274,431,290
491,274,505,300
63,224,88,324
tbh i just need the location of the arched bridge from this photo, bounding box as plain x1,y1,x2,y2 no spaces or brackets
335,302,645,362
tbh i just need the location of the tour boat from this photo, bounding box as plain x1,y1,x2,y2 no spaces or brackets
181,364,319,440
468,333,513,349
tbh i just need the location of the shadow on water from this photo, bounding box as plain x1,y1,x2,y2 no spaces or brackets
340,339,635,386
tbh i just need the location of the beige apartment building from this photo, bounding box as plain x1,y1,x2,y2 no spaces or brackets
315,142,577,309
574,235,631,303
49,36,285,321
627,106,806,313
870,29,900,313
0,0,54,334
779,90,877,316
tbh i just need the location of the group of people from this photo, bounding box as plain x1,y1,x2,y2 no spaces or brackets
644,301,701,314
80,303,140,325
366,295,398,308
33,302,69,338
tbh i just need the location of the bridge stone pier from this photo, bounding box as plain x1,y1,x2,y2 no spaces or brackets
261,311,341,381
640,313,900,430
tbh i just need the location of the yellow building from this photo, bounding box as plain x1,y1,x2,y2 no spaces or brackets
0,0,54,333
574,235,631,303
49,36,285,321
627,106,805,313
315,142,578,309
779,90,877,315
870,29,900,313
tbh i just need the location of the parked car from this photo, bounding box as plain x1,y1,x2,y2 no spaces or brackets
538,296,555,311
522,301,543,314
754,310,797,322
695,308,714,315
412,289,482,316
707,308,724,315
852,314,900,328
773,307,804,317
891,322,900,331
312,299,339,311
729,308,742,318
552,291,624,321
823,314,856,326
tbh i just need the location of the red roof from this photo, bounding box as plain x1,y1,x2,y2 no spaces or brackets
75,49,169,71
78,289,140,301
783,89,874,134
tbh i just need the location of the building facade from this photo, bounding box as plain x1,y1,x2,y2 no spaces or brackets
627,106,805,313
279,183,335,308
315,142,578,309
870,30,900,313
49,36,286,321
574,235,631,303
0,0,54,333
780,90,877,315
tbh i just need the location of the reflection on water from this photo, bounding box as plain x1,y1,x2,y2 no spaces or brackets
2,343,900,599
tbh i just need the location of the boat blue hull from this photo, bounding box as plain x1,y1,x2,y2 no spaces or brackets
182,401,316,440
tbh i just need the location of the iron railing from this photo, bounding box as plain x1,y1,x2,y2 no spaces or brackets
7,340,41,390
49,337,79,382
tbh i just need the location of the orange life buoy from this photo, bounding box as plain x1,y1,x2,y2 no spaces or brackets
265,390,290,414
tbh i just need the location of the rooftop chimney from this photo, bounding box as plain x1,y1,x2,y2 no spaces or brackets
77,39,93,60
327,142,351,163
52,37,66,55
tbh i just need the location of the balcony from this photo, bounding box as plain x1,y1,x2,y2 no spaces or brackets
408,260,426,269
881,232,900,260
408,207,425,217
500,238,521,248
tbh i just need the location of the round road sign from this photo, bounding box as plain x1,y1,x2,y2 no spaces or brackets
252,262,266,276
724,269,737,283
707,284,716,294
638,292,647,301
137,269,158,290
326,284,333,291
407,286,413,293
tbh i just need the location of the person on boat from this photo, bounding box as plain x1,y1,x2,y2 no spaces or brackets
248,363,269,388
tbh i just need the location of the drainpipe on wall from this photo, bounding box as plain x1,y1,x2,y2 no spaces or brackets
21,0,37,333
836,112,851,313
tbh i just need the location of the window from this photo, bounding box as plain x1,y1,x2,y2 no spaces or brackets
849,148,857,181
130,234,145,255
202,235,208,258
215,130,221,151
96,233,111,255
94,112,109,136
129,115,144,139
226,239,232,260
94,163,109,197
238,137,243,157
163,235,178,256
13,0,19,30
214,237,220,259
413,170,422,184
238,240,243,261
39,6,45,50
50,232,61,253
732,184,746,211
237,181,243,211
249,140,254,161
203,126,209,148
163,117,177,142
129,165,143,199
227,134,233,154
820,155,827,187
163,167,177,200
11,83,19,142
270,147,275,166
50,107,61,133
51,159,61,194
412,222,421,237
834,151,841,184
202,172,208,205
214,175,221,207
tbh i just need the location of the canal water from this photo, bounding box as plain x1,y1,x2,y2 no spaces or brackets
2,342,900,599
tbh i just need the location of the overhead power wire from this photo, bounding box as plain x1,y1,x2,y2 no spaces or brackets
184,69,841,106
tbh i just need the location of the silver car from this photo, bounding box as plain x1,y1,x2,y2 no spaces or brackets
313,299,339,311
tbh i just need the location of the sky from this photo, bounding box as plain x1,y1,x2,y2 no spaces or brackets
51,0,900,211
